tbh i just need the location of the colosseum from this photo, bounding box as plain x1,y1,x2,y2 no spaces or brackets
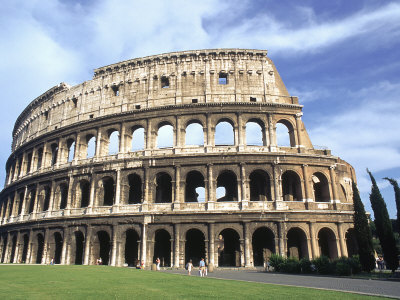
0,49,358,268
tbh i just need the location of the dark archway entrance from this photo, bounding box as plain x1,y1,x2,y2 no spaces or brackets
155,173,172,203
217,229,241,267
185,171,205,202
185,229,205,266
153,229,171,267
97,231,111,265
1,235,8,263
312,172,330,202
10,235,17,263
216,171,238,202
252,227,275,266
249,170,271,201
54,232,63,264
102,177,115,206
36,234,44,264
345,228,359,257
282,171,302,201
21,234,29,263
318,228,338,259
287,228,308,259
125,229,139,267
128,174,142,204
74,231,84,265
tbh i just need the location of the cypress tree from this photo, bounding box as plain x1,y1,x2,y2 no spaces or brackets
367,170,399,272
383,177,400,234
352,181,376,272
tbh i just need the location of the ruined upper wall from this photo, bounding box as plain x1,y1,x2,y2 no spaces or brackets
12,49,298,151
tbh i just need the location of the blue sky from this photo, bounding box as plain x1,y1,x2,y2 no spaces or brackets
1,0,399,218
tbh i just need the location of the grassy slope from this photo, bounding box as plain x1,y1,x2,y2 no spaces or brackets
0,265,389,300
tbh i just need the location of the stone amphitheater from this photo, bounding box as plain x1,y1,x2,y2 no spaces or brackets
0,49,358,268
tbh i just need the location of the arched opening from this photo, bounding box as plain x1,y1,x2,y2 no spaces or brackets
36,233,44,264
318,228,338,259
102,177,115,206
252,227,275,266
215,120,234,145
218,229,241,267
249,170,271,201
59,184,68,209
157,123,173,148
108,130,119,155
185,122,204,146
155,173,172,203
312,172,330,202
9,235,17,263
131,127,145,151
43,186,51,211
51,143,59,166
246,120,264,146
282,171,302,201
37,148,43,170
86,135,96,158
1,236,8,263
21,234,29,263
185,171,205,202
153,229,171,267
185,229,205,266
67,139,75,162
128,174,142,204
346,228,358,257
216,171,237,202
8,194,14,218
54,232,63,264
74,231,84,265
96,231,111,265
125,229,139,267
79,180,90,208
276,120,295,147
28,189,36,214
287,228,309,259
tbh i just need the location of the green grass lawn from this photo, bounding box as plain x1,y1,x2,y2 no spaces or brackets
0,265,390,300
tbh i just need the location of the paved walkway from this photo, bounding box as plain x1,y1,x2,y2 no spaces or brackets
163,269,400,299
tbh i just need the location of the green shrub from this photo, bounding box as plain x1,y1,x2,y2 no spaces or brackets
312,256,334,274
280,257,301,273
268,254,285,271
299,258,313,273
335,257,352,276
349,255,362,274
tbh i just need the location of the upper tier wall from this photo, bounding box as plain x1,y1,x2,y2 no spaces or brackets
12,49,297,152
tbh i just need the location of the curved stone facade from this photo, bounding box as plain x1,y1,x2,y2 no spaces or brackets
0,49,357,268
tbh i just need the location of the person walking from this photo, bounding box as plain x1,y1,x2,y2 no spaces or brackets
156,257,161,270
199,258,206,277
186,259,193,276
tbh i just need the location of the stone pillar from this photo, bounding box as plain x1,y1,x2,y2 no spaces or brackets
13,231,21,263
207,164,215,210
74,133,81,162
26,229,33,264
272,163,284,210
329,165,339,203
243,222,251,267
240,163,248,206
278,221,286,256
111,225,119,266
173,165,181,210
88,176,96,211
95,129,102,157
302,164,313,207
56,140,63,167
48,180,56,212
142,166,149,210
3,232,11,263
175,116,181,148
119,123,126,153
208,223,215,266
236,112,244,147
267,113,276,151
140,222,147,267
295,112,303,148
337,222,347,257
206,113,214,148
174,223,180,268
113,169,121,212
309,222,318,258
42,228,50,264
31,185,39,216
65,175,74,213
83,226,92,265
145,119,152,149
61,227,69,264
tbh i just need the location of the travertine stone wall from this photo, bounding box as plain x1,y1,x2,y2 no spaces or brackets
0,49,357,268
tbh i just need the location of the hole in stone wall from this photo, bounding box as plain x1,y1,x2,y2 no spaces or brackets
215,121,234,145
250,97,257,102
153,229,171,267
128,174,142,204
185,171,205,202
89,114,94,119
26,152,32,173
112,85,119,96
161,76,170,88
21,234,29,263
102,177,115,206
54,232,63,264
36,234,44,264
86,136,96,158
249,170,271,201
216,171,237,202
125,229,139,267
287,228,308,259
185,122,204,146
43,186,51,211
79,180,90,208
185,229,205,266
217,229,240,267
59,183,68,209
67,139,75,162
246,121,263,146
97,231,111,265
74,231,84,265
135,105,141,109
28,189,36,213
157,124,173,148
131,127,144,151
318,228,338,259
219,73,228,85
155,172,172,203
18,192,24,215
37,148,43,170
108,130,119,155
192,99,198,103
312,173,330,202
252,227,275,266
282,171,302,201
51,143,58,166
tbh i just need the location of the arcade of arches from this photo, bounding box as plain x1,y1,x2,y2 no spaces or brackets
0,222,357,267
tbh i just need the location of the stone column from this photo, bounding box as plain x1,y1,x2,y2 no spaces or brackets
309,222,318,259
142,166,149,210
206,113,214,149
13,231,21,263
240,163,248,208
42,228,50,264
236,112,244,148
111,225,119,266
173,165,181,210
74,133,81,162
61,227,70,264
267,113,276,151
208,223,215,267
207,164,215,210
175,116,182,148
243,222,251,267
174,223,180,268
337,222,347,257
295,112,304,148
278,221,286,256
83,226,92,265
88,176,96,211
95,129,102,157
3,232,11,263
329,165,339,203
48,180,56,212
272,163,283,209
140,222,147,267
119,123,126,153
26,229,33,264
65,175,74,214
113,169,121,212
